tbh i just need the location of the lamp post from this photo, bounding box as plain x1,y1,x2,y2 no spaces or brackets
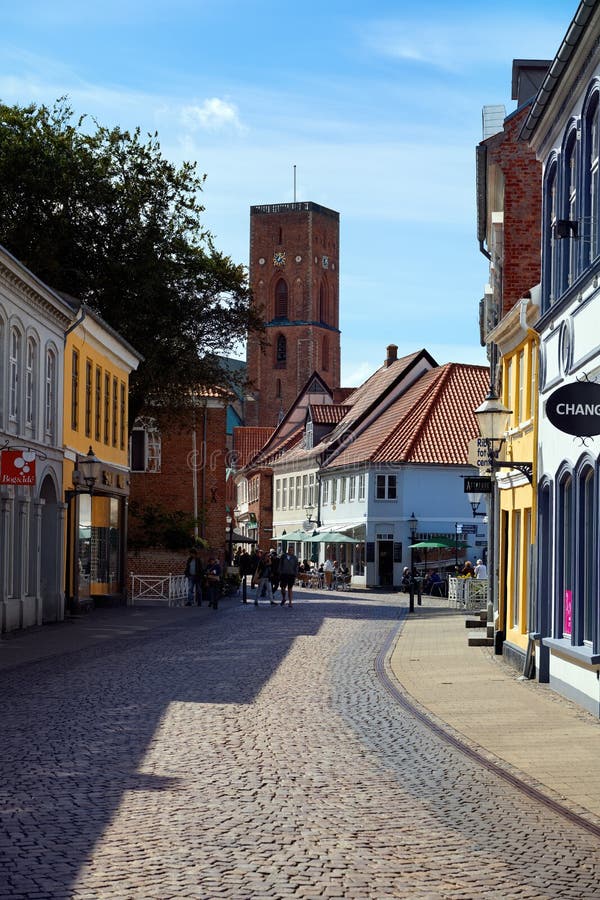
65,446,101,615
474,390,513,650
226,514,234,567
305,503,316,525
408,512,418,613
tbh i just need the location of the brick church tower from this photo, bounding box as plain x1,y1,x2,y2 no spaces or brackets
245,202,341,426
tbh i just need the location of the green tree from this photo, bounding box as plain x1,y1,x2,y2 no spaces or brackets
0,98,262,419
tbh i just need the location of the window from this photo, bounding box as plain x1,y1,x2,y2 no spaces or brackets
504,358,513,425
562,133,578,291
25,337,36,429
71,348,79,430
358,474,365,501
331,478,337,506
85,360,92,437
282,477,288,510
305,419,313,449
517,350,525,425
45,348,56,438
120,382,126,450
112,376,118,447
9,327,21,421
512,511,521,629
542,159,558,310
581,468,595,643
275,479,281,510
584,92,600,264
348,476,356,502
95,367,102,441
558,475,573,637
309,473,315,506
302,474,308,508
295,476,301,509
104,372,110,444
322,479,330,505
376,474,397,500
130,417,161,472
276,334,287,368
339,477,346,503
275,279,288,318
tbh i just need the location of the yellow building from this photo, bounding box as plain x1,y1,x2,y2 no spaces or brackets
63,303,142,610
487,294,539,668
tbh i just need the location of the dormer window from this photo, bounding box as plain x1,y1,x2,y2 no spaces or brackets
305,419,314,449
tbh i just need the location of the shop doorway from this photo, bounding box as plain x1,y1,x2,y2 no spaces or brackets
378,540,394,586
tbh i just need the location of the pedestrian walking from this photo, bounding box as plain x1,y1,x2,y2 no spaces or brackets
323,557,335,590
184,547,204,606
205,557,222,609
269,550,280,601
254,551,274,605
474,558,488,579
279,547,299,606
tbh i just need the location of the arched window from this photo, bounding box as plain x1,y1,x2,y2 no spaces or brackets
25,337,37,430
9,326,21,423
275,279,288,318
542,158,558,312
582,89,600,265
319,282,326,322
322,335,329,371
557,473,573,637
276,334,287,368
559,129,579,294
45,347,57,440
579,466,595,643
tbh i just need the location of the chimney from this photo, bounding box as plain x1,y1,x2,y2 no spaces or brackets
385,344,398,367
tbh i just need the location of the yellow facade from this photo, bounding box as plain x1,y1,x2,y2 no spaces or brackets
63,308,141,607
496,326,538,655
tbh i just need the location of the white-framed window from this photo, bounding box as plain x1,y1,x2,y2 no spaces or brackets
282,477,288,510
376,473,397,500
9,326,21,421
25,337,37,429
45,347,57,439
331,478,337,506
309,473,315,506
130,417,161,472
295,475,301,509
302,474,308,508
322,479,330,505
339,477,346,503
275,479,281,510
358,474,365,501
348,476,356,502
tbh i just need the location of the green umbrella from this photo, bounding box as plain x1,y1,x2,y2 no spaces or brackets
272,530,315,542
313,531,361,543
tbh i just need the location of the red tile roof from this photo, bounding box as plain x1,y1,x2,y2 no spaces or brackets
328,364,489,468
310,404,351,425
233,427,274,467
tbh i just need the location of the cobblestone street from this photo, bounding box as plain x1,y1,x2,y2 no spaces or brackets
2,592,600,899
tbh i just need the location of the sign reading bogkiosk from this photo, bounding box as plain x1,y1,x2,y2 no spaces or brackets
546,381,600,436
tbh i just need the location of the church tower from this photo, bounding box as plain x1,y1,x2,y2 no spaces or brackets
245,202,341,426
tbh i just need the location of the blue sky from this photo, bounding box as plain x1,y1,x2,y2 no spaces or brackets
2,0,572,386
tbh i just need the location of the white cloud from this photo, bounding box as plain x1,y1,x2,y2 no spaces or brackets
181,98,245,133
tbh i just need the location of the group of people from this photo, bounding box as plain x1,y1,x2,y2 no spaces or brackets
401,557,488,596
245,547,300,607
183,548,223,609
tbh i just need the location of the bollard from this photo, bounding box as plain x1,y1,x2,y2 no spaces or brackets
242,575,247,604
409,581,414,613
417,579,422,606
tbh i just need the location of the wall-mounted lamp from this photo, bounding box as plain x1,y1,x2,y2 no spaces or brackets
474,391,532,483
73,445,102,494
466,490,487,517
305,503,316,524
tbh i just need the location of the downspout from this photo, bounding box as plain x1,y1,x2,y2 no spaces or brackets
201,404,208,541
192,406,199,542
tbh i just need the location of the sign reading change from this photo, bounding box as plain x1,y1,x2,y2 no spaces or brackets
546,380,600,437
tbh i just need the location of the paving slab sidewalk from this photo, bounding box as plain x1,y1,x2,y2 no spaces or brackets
389,601,600,823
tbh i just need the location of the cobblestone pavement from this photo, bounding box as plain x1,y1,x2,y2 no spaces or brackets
2,593,600,899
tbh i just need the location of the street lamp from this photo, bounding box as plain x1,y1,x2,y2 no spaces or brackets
226,513,234,566
467,490,487,517
305,503,316,524
408,512,418,613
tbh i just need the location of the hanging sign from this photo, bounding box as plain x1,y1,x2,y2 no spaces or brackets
0,449,37,485
546,380,600,436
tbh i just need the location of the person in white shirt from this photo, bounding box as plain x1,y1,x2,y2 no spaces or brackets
475,559,488,579
323,557,335,590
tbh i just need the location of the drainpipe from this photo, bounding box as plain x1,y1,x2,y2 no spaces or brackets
191,407,199,542
201,404,208,541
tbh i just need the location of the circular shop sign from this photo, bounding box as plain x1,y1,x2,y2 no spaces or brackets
546,380,600,436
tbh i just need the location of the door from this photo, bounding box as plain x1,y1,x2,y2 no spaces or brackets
378,540,393,586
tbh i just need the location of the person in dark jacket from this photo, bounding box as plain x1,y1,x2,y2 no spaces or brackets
184,548,204,606
205,557,222,609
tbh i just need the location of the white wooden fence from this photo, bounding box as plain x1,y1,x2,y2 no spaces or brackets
448,577,488,610
129,573,188,607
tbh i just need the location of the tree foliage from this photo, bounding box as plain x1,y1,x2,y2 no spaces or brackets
0,98,262,420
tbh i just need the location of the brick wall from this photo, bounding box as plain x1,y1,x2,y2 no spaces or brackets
129,404,228,556
487,105,542,313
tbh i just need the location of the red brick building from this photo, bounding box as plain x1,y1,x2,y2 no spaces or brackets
246,202,341,427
